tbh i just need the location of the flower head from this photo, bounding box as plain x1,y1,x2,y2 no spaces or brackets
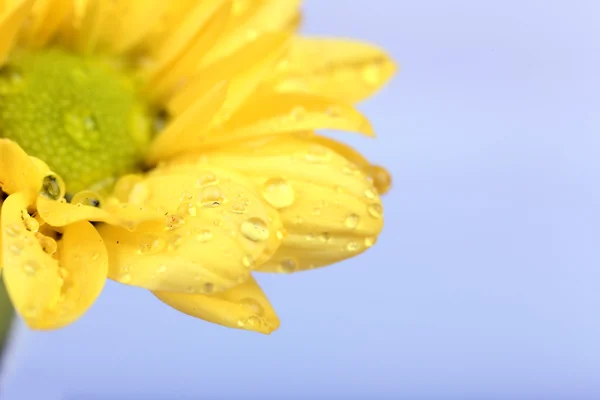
0,0,396,333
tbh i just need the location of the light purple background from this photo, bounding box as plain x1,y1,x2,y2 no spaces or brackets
3,1,600,398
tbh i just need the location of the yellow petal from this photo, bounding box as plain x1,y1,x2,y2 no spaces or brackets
146,81,229,164
147,2,231,101
96,166,278,294
2,193,108,329
154,275,279,334
20,0,71,47
201,0,300,66
207,90,374,146
309,134,392,194
270,37,397,103
173,137,384,272
168,31,291,116
0,139,43,202
0,0,33,65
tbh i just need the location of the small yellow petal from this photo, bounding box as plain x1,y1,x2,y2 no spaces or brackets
201,0,300,66
154,275,280,334
173,137,384,272
0,0,33,65
0,139,43,202
19,0,71,47
2,193,108,329
96,166,278,294
270,37,397,103
208,90,374,145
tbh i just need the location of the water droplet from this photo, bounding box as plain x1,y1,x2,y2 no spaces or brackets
138,236,166,255
23,216,39,233
289,106,307,121
71,191,102,207
364,188,377,200
246,315,262,327
177,202,197,217
118,273,132,283
364,236,376,248
240,218,269,242
4,224,23,237
262,177,295,209
276,230,285,240
64,109,101,150
196,171,218,187
9,242,23,256
312,207,322,216
343,214,359,229
242,254,255,268
239,298,264,316
179,192,194,201
230,200,248,214
157,264,167,273
319,232,331,243
346,241,359,252
305,146,331,163
368,165,392,194
165,214,185,230
41,175,64,200
167,234,183,250
195,229,213,243
22,260,39,276
198,185,223,206
203,282,215,293
279,258,297,273
367,203,383,219
36,233,57,255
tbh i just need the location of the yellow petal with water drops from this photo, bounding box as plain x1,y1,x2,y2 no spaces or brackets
174,137,384,272
146,81,229,165
0,139,43,202
167,31,291,117
309,134,392,194
19,0,71,47
0,0,33,65
147,2,230,101
201,0,300,67
96,166,277,294
207,90,374,146
270,37,397,103
2,192,108,329
154,275,280,334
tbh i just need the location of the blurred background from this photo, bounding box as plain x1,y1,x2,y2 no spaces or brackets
3,0,600,398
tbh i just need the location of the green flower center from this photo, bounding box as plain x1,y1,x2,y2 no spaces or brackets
0,48,153,195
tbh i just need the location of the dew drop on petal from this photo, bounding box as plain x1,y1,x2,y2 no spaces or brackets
118,273,132,283
22,260,39,276
4,224,23,238
305,146,332,163
262,177,295,209
364,236,376,248
198,185,223,207
157,264,167,273
344,213,360,229
240,217,269,242
289,106,307,121
364,188,377,200
367,203,383,219
346,241,359,252
242,254,255,268
165,214,185,230
239,298,264,316
279,258,297,273
362,63,382,86
195,229,213,243
196,171,218,187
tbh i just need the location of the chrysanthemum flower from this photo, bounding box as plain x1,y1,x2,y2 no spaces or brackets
0,0,395,334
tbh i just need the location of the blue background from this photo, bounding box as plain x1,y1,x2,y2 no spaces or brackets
3,0,600,398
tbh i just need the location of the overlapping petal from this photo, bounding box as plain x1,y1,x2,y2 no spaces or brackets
155,275,279,334
96,166,282,294
173,136,384,272
2,192,108,329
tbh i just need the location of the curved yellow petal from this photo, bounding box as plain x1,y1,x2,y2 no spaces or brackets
173,137,384,272
0,139,43,202
146,81,229,164
208,90,374,145
309,134,392,195
201,0,300,66
270,37,397,103
168,32,291,116
0,0,33,65
19,0,70,47
154,275,279,334
96,166,279,294
2,193,108,329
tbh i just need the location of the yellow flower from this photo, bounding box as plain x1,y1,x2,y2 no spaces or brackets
0,0,396,334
